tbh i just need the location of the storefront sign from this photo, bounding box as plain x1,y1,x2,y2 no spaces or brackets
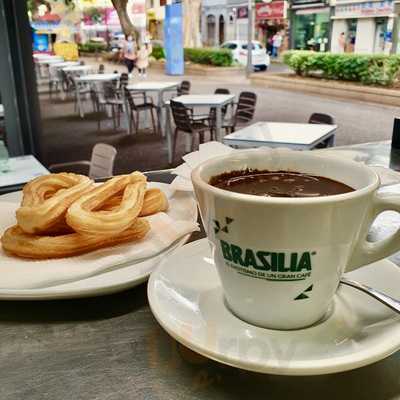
335,1,393,18
127,0,147,29
256,1,286,19
291,0,326,6
296,6,329,14
32,33,49,52
237,6,249,19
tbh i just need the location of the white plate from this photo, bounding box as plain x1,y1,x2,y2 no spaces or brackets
0,183,197,300
148,238,400,376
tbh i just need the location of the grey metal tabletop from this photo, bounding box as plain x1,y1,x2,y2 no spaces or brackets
1,142,400,400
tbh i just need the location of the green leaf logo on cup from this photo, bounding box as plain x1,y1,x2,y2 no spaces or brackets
192,148,400,330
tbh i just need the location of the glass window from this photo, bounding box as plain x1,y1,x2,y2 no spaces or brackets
293,12,330,51
241,43,256,50
222,43,237,49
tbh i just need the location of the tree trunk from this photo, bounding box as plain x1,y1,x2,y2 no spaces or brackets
111,0,136,37
183,0,202,48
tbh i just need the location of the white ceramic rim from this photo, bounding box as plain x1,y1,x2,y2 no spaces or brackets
191,148,380,205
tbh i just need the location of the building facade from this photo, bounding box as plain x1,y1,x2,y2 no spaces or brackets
330,0,394,53
289,0,331,51
226,0,253,42
201,0,228,46
256,0,289,50
146,0,165,41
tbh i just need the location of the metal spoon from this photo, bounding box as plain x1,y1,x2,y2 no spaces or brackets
340,277,400,314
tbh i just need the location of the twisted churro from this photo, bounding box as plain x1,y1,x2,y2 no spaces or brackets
1,219,150,259
66,172,147,236
16,173,93,234
102,188,169,216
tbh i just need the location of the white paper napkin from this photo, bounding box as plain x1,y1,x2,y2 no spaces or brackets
171,142,234,192
170,142,400,191
0,201,198,290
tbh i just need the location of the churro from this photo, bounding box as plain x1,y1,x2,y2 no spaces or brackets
102,188,169,216
1,219,150,259
1,172,171,260
16,173,93,234
66,172,147,235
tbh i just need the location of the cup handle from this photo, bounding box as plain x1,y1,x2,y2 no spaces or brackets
347,193,400,271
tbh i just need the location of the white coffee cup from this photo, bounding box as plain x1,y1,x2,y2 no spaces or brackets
191,148,400,330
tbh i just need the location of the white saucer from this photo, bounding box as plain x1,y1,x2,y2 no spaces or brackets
0,183,197,300
148,238,400,376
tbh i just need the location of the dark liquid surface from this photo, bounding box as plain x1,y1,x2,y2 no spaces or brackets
209,170,355,198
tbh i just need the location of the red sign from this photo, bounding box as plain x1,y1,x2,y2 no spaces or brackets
256,1,285,20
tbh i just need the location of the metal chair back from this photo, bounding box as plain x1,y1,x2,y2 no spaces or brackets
103,81,117,100
178,80,191,96
170,100,193,133
214,88,230,95
235,91,257,124
89,143,117,179
119,73,129,90
308,113,335,125
67,75,76,91
124,88,138,111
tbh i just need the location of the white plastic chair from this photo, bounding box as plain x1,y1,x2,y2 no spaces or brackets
49,143,117,179
49,66,62,99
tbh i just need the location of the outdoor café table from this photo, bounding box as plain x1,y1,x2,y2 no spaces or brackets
0,155,49,195
125,81,180,136
75,73,120,118
1,141,400,399
33,54,61,60
223,121,337,149
33,53,53,60
36,57,65,65
49,61,80,70
165,94,235,164
62,65,94,74
36,57,65,78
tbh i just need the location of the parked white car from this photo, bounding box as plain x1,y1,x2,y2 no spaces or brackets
221,40,270,71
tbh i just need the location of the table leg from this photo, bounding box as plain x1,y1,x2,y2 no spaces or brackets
216,106,222,142
76,83,84,118
185,136,192,153
327,133,336,147
158,90,165,137
122,89,131,135
166,105,173,164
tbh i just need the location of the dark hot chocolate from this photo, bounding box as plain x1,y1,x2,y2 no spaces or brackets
209,169,354,198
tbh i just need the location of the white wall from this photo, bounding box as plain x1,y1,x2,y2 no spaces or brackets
237,19,248,41
331,19,347,52
355,18,375,53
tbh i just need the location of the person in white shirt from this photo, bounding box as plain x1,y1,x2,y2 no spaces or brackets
272,32,283,58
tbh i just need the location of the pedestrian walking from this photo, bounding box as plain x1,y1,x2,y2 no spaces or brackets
338,32,346,53
272,32,283,58
122,34,137,78
266,35,274,55
137,43,152,78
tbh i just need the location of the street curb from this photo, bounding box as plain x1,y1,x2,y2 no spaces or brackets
150,60,245,76
250,73,400,106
